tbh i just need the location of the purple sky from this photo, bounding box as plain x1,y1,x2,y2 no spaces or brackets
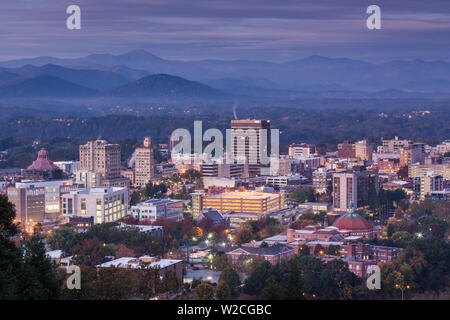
0,0,449,62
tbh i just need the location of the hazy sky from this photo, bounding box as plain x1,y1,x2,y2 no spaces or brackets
0,0,449,62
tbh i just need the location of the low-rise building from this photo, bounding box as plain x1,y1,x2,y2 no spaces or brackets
62,187,128,224
97,255,183,282
226,243,295,265
131,199,184,222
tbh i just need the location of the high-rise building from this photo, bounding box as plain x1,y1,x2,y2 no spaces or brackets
354,140,374,161
134,137,155,188
78,140,128,188
201,162,248,179
332,169,378,213
413,173,444,201
230,119,271,176
400,143,423,167
79,140,121,180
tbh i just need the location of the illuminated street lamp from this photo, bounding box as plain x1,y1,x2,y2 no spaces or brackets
395,283,411,300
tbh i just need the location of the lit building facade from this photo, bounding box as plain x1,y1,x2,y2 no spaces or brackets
62,187,128,224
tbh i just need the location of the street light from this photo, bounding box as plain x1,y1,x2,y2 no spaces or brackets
395,283,411,300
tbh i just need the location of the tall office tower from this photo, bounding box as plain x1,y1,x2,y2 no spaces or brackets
230,119,271,177
79,140,121,180
399,143,423,168
337,141,356,158
332,169,378,213
413,173,444,201
382,137,411,153
134,137,155,188
354,140,374,161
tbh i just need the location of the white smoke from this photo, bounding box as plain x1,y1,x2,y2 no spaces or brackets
128,150,136,168
232,102,238,120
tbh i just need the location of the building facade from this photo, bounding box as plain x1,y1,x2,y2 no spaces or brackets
134,137,155,188
62,187,128,224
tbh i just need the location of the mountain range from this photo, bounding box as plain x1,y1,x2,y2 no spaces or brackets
0,49,450,100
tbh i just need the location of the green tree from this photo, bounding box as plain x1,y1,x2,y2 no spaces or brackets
216,280,232,300
195,282,214,300
0,195,23,299
47,224,79,254
261,276,281,300
219,268,241,298
19,236,61,299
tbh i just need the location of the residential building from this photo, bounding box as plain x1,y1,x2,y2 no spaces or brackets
312,167,333,193
332,169,378,212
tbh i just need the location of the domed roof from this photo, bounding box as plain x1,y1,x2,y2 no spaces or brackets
332,213,372,230
37,149,49,159
27,148,58,170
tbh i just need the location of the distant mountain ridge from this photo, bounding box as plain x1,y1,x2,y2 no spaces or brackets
1,49,450,99
0,75,98,98
108,74,228,99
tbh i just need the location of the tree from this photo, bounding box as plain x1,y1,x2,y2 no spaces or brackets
325,244,341,256
0,195,24,299
212,252,231,271
216,280,232,300
47,224,79,255
260,276,281,300
219,268,241,298
115,244,135,258
19,236,61,299
72,238,107,266
195,282,214,300
243,261,272,296
235,225,255,245
288,187,316,203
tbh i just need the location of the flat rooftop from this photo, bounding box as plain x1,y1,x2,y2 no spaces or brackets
205,191,279,200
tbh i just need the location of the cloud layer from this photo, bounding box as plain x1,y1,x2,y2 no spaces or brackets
0,0,449,62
